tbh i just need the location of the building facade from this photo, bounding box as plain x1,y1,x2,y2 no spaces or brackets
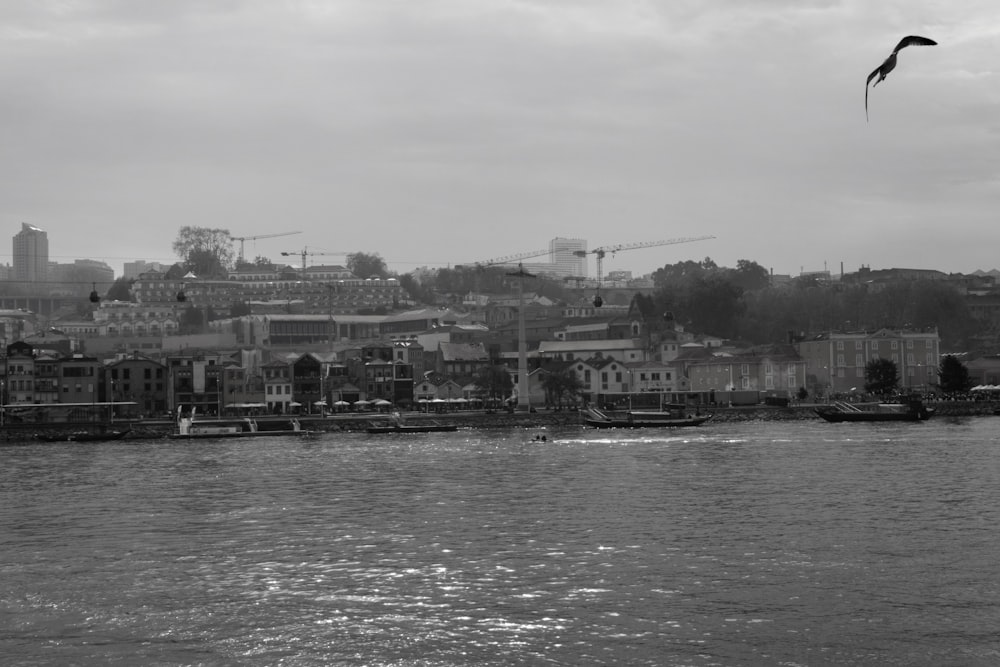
795,328,940,396
13,223,48,283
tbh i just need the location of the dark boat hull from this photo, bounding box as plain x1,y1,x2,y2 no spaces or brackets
583,408,712,428
584,416,713,428
168,429,310,439
35,429,131,442
815,409,934,423
367,424,458,434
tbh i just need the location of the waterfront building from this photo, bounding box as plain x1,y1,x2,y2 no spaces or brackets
165,351,227,415
685,349,807,396
625,359,684,394
33,354,60,404
436,342,491,377
4,341,37,404
289,353,324,411
58,354,101,405
261,358,293,414
794,328,940,396
537,339,647,365
105,354,168,418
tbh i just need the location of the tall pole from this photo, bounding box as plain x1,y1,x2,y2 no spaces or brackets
506,263,535,411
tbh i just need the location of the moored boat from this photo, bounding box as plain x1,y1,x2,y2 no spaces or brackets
583,406,712,428
815,397,934,422
366,412,458,434
168,407,310,439
35,429,132,443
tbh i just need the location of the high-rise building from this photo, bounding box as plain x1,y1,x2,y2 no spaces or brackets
549,237,587,278
13,223,48,283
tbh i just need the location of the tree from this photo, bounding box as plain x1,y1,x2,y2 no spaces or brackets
473,365,513,401
106,277,134,302
541,368,584,408
864,358,900,397
397,273,435,304
172,227,234,277
229,301,252,317
938,355,973,395
728,259,770,292
347,252,389,279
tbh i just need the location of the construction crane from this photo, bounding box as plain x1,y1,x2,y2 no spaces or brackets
281,247,349,274
233,231,302,263
457,248,551,296
573,235,714,307
467,248,550,268
574,236,715,285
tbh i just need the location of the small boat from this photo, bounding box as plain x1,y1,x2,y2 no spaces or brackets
583,406,712,428
366,412,458,434
35,429,131,442
815,397,934,422
169,407,310,439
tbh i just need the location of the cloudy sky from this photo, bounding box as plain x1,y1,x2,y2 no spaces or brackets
2,1,998,280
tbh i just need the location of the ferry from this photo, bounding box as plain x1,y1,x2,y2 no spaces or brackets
169,407,311,439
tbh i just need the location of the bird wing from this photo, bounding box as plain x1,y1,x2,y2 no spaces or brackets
893,35,937,53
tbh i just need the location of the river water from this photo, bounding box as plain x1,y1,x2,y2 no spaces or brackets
2,418,1000,666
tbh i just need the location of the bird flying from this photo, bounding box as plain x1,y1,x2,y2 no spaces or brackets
866,35,937,120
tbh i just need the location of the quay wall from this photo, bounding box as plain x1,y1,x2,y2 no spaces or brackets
3,400,996,441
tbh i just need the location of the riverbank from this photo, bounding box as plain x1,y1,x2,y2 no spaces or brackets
3,399,996,442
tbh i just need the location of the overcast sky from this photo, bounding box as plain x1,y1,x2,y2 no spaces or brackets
2,1,998,280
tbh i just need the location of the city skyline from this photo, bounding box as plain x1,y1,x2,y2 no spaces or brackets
2,3,999,279
0,222,996,284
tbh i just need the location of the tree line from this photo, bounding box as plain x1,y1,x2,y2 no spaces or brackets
163,227,985,351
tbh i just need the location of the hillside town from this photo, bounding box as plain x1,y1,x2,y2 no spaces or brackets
2,223,1000,419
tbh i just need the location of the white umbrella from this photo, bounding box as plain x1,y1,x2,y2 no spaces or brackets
333,400,350,406
313,400,327,406
354,399,371,405
374,399,392,406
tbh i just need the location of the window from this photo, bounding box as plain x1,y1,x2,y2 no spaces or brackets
855,341,863,350
837,341,844,350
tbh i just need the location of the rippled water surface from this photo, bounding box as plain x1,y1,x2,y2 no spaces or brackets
3,418,1000,666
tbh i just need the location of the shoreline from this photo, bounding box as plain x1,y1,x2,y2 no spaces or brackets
3,400,996,441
